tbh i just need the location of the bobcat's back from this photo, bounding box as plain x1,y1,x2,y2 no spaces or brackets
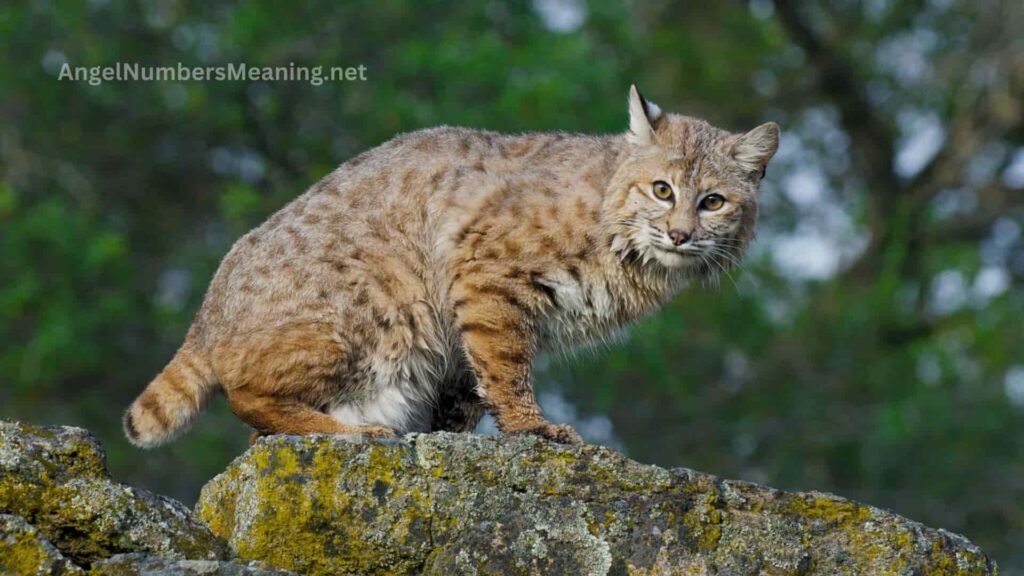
124,87,779,446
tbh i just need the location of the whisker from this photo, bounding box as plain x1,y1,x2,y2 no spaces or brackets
700,244,732,264
703,250,739,294
697,240,745,249
698,252,720,291
698,236,745,245
707,247,751,296
707,247,742,269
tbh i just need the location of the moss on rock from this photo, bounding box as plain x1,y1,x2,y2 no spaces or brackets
88,553,298,575
0,418,997,575
197,435,433,575
0,514,83,575
197,432,998,576
0,421,227,567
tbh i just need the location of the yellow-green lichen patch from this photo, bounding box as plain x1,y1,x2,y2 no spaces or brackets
192,432,998,576
782,493,873,527
0,422,108,483
2,526,50,575
918,535,999,576
0,514,83,575
198,436,434,576
195,467,240,540
1,421,227,567
688,503,724,552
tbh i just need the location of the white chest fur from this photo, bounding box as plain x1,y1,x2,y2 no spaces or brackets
536,270,622,351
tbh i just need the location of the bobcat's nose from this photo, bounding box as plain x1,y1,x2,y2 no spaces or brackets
668,229,690,246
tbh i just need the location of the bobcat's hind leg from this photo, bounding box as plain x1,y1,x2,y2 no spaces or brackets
214,320,395,440
229,389,396,438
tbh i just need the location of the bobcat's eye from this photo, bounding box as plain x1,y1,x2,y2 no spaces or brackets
652,181,673,201
700,194,725,211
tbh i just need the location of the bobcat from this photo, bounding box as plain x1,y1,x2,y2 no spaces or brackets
124,85,779,447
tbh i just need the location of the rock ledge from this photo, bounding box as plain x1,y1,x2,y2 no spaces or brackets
0,420,1001,575
197,432,998,575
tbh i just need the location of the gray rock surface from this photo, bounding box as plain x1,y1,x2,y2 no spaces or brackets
197,432,999,576
0,421,227,567
0,513,83,575
0,420,1002,575
89,554,297,575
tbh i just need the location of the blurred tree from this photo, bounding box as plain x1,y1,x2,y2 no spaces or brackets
0,0,1021,570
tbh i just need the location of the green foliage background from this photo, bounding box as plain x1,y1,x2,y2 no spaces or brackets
2,0,1022,570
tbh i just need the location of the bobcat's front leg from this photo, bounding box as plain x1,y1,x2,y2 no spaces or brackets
452,275,582,444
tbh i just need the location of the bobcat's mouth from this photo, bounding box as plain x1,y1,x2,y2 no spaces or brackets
649,243,703,269
650,237,743,274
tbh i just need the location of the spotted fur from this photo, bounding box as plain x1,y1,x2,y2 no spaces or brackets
123,85,779,447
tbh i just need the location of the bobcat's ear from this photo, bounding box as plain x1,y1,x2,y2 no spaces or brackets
627,84,663,145
731,122,780,176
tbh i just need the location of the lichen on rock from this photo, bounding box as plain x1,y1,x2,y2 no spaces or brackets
0,421,227,567
0,419,1001,575
88,553,298,575
197,432,999,576
0,514,82,575
197,435,434,575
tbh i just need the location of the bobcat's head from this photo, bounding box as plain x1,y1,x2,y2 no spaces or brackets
604,85,779,276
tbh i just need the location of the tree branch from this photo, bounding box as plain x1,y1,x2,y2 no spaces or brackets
772,0,901,196
774,1,1024,283
924,181,1023,243
909,54,1024,205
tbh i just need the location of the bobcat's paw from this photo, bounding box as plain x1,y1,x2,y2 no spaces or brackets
358,425,398,439
509,422,584,445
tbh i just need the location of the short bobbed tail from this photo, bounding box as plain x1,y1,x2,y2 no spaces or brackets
123,344,218,448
